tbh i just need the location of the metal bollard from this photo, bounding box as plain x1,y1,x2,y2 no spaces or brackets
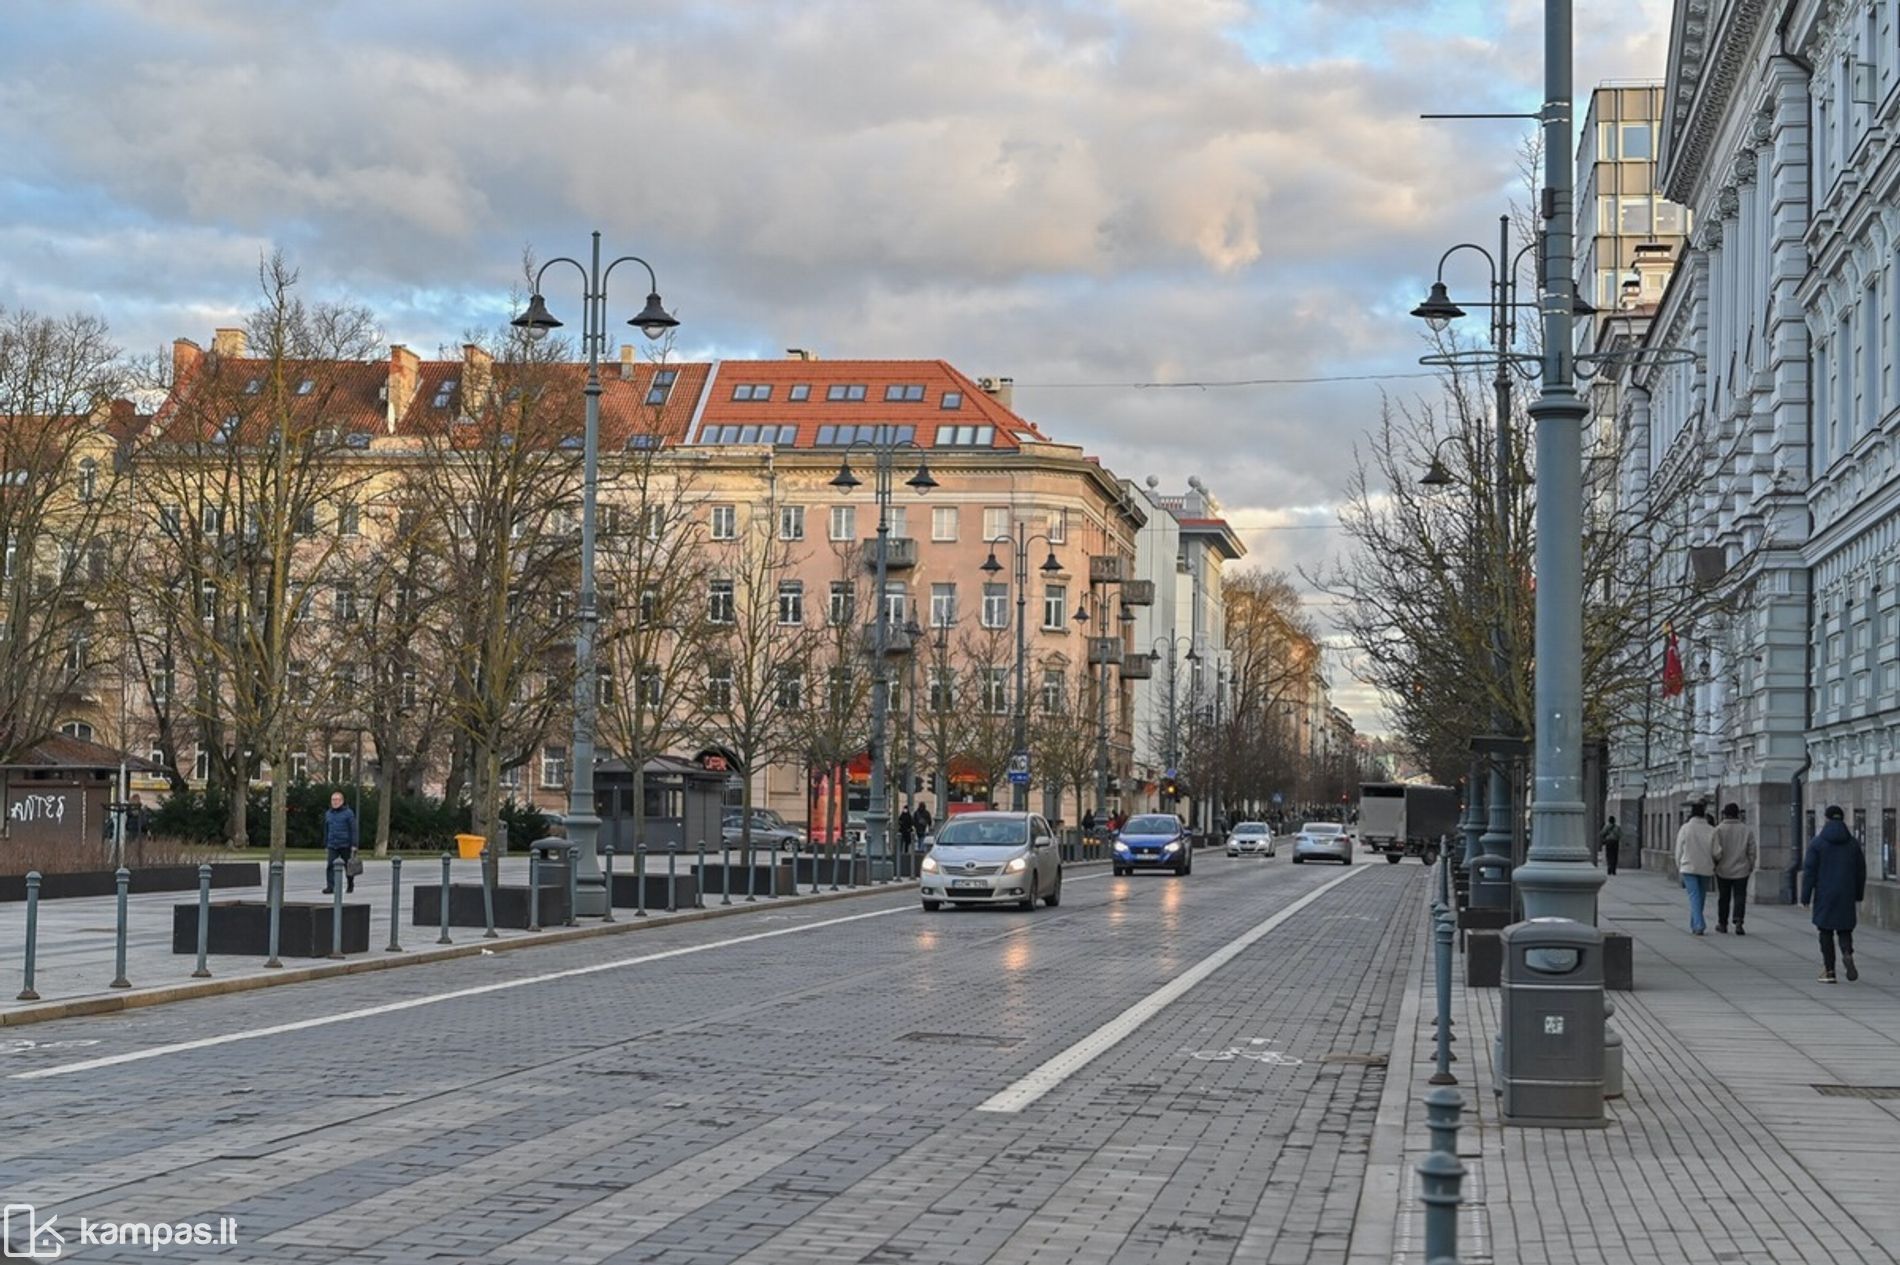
437,852,454,945
528,851,542,932
480,847,497,939
746,840,757,902
387,855,404,952
110,866,131,988
327,858,345,960
602,845,617,923
18,872,42,1001
635,845,648,917
1430,903,1458,1086
809,841,821,896
196,862,216,976
829,843,840,892
768,841,779,898
567,845,580,926
1604,995,1626,1100
667,845,679,913
846,842,857,889
266,859,285,968
721,842,733,906
1417,1088,1466,1264
701,839,712,909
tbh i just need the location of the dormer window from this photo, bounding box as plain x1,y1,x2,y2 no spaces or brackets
940,391,962,410
244,377,263,395
883,384,926,402
731,383,772,401
789,384,811,401
825,383,868,402
296,379,315,395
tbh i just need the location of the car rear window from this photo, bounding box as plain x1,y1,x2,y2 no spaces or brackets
1302,823,1342,835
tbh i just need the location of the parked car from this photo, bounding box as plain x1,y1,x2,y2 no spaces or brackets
720,809,803,849
1225,821,1276,857
918,812,1063,912
1291,821,1353,865
1113,813,1193,876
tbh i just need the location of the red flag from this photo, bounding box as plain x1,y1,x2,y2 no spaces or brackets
1661,623,1685,698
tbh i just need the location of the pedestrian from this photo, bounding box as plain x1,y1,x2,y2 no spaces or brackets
897,805,915,852
1674,800,1720,935
1599,815,1623,876
1712,803,1757,935
1802,805,1866,983
126,793,146,842
1081,807,1097,840
322,790,359,894
913,801,933,839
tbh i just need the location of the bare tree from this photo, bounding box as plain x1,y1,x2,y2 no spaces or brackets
787,543,872,847
956,624,1019,806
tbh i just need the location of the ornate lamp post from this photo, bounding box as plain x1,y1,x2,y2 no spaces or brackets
1151,633,1200,810
981,524,1063,812
511,232,678,916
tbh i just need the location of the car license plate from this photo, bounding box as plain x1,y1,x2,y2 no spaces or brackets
952,879,988,889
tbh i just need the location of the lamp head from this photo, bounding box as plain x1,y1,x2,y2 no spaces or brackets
1073,603,1090,624
629,292,680,341
1419,456,1455,487
1410,280,1465,332
829,459,862,490
511,293,562,341
1039,549,1062,574
980,550,1003,575
1119,604,1134,625
905,458,938,492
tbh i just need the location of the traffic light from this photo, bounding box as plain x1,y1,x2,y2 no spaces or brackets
1162,777,1179,799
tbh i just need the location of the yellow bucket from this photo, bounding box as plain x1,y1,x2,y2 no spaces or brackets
455,833,487,860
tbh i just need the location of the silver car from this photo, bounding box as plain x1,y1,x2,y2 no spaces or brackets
1291,821,1353,864
919,812,1063,912
1225,821,1276,857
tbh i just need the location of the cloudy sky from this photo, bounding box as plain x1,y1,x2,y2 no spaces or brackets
0,0,1673,731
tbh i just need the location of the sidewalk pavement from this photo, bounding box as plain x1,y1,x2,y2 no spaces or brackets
1354,864,1900,1265
0,849,901,1026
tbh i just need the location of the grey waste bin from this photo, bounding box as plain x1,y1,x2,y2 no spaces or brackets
1498,917,1607,1128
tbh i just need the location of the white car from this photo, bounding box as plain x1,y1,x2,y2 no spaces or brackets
919,812,1063,911
1225,822,1276,857
1291,821,1354,864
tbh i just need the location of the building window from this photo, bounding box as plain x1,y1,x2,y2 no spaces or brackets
829,581,856,626
201,505,224,535
985,668,1009,714
883,581,909,627
637,585,659,624
731,383,772,401
929,668,953,712
58,720,94,742
295,504,318,536
1620,122,1653,160
288,660,310,702
329,750,353,783
776,667,804,711
638,666,662,707
76,459,97,501
940,391,962,410
779,504,806,540
336,499,360,537
498,762,521,789
710,504,737,540
400,668,418,709
829,505,856,541
1043,584,1068,631
597,665,616,708
931,506,958,541
333,583,357,623
886,505,907,538
789,384,811,402
983,507,1010,542
939,424,995,447
706,663,734,709
193,748,209,781
645,369,679,407
825,383,868,401
1040,668,1064,712
931,583,957,628
541,746,567,788
883,384,926,402
1618,196,1652,234
778,580,804,625
159,504,182,535
289,752,308,781
1045,510,1066,543
982,582,1009,629
709,579,735,624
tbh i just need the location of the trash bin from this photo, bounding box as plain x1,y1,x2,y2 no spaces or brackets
455,833,486,860
1498,917,1607,1128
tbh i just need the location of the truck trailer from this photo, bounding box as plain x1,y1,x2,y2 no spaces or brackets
1357,782,1460,864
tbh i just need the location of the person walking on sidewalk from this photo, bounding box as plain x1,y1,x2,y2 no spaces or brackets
322,790,359,894
1713,803,1757,935
1675,801,1720,935
1599,816,1624,876
1802,805,1866,983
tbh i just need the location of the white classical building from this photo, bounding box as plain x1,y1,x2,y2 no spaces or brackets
1611,0,1900,924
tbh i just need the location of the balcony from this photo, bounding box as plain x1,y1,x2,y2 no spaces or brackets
1088,554,1127,584
861,623,914,657
1118,652,1154,680
1119,579,1155,606
1087,637,1124,667
862,537,918,570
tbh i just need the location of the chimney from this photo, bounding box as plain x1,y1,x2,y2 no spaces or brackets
620,344,637,381
785,348,818,361
212,328,246,358
977,375,1014,411
171,338,204,387
387,344,421,432
462,342,493,405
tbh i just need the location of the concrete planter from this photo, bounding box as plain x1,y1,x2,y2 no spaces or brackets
693,862,797,898
412,881,571,930
172,898,368,957
605,872,702,911
2,862,261,903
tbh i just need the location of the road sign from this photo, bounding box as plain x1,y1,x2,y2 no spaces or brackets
1271,791,1284,806
1007,751,1030,785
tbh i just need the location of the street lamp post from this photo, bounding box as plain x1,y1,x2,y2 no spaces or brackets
1153,634,1199,810
511,231,678,917
981,524,1063,813
1073,589,1129,822
831,441,936,879
902,614,922,863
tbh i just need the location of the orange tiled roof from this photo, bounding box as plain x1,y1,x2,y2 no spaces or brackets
392,361,708,448
155,357,389,442
691,360,1049,450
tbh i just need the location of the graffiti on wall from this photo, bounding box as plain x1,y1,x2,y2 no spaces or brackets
7,793,71,825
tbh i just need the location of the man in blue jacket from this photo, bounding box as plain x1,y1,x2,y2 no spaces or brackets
1802,805,1866,984
322,790,359,894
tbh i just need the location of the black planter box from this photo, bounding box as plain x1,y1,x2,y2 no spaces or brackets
2,862,261,903
788,856,871,886
413,881,572,930
605,872,703,911
172,899,368,957
693,862,797,899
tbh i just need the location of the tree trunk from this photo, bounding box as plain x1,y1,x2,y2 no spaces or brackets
225,764,249,850
267,755,288,867
374,744,397,858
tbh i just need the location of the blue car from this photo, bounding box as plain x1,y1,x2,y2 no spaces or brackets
1113,813,1192,877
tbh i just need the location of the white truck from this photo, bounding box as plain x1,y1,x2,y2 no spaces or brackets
1358,782,1460,865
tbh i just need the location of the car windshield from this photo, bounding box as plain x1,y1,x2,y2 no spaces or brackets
1302,823,1342,835
934,818,1029,847
1233,823,1267,834
1123,815,1178,835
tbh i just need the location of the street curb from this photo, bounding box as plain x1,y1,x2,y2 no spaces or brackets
0,877,922,1029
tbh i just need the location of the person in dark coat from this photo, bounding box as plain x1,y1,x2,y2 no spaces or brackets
1802,805,1866,984
322,791,359,894
897,806,915,852
912,802,933,839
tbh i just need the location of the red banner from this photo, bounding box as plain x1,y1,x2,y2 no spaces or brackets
1661,623,1685,698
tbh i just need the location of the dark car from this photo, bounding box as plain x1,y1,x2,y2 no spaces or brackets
1113,813,1192,876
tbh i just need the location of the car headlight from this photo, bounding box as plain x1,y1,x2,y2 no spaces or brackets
1163,841,1181,853
1005,855,1028,873
920,855,938,873
1114,841,1131,854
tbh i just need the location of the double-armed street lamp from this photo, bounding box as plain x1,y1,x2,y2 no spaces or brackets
1073,591,1135,822
511,232,678,917
981,524,1063,812
1152,633,1200,811
831,439,936,878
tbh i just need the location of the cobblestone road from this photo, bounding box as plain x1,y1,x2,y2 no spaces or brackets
1,852,1426,1264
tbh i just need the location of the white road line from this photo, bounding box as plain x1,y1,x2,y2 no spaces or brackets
975,864,1370,1113
12,905,911,1081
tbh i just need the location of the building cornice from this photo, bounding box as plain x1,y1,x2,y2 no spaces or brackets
1660,0,1774,205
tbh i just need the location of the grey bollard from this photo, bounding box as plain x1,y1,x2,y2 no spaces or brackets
602,845,616,924
387,856,404,952
830,844,840,892
1604,995,1625,1100
195,862,216,976
721,842,733,906
266,859,285,968
1430,906,1458,1086
566,845,579,926
846,841,858,889
528,852,542,932
327,858,345,960
110,866,132,989
17,871,42,1001
437,852,454,945
746,839,758,902
768,841,780,898
702,839,715,908
667,845,679,913
1418,1087,1466,1264
480,847,497,939
635,845,648,917
809,841,821,895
